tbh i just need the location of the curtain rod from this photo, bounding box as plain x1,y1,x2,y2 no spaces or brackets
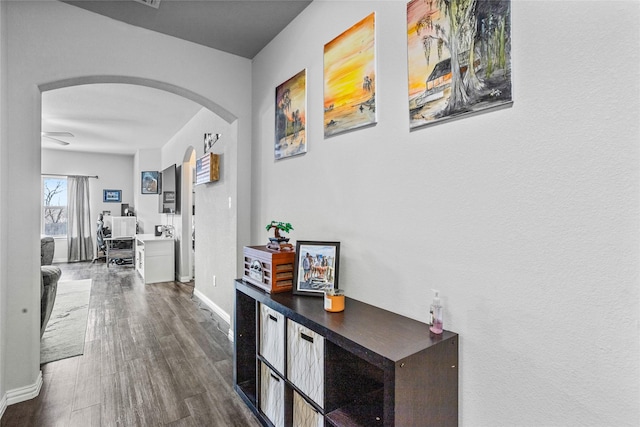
42,173,99,179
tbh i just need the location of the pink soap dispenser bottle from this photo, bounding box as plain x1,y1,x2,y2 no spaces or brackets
429,290,443,334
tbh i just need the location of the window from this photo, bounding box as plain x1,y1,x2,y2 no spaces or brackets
42,176,68,237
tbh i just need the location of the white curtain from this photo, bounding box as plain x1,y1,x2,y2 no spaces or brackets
67,176,94,261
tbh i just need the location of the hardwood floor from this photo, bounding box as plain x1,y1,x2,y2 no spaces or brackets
1,262,261,427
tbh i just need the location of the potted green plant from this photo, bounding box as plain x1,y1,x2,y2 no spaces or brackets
266,220,294,251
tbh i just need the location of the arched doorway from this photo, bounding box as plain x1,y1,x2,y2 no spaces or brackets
39,76,237,124
40,76,237,284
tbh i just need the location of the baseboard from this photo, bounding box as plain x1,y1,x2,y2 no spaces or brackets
6,371,42,406
177,275,192,283
0,392,7,420
193,289,231,339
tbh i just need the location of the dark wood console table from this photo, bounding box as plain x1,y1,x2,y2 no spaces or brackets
234,279,458,427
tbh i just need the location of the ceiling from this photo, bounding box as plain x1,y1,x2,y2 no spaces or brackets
43,0,311,155
42,84,204,155
61,0,311,59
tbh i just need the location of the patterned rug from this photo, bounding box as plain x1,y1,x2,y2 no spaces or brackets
40,279,92,364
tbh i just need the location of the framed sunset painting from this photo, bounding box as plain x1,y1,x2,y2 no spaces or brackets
324,12,376,138
275,69,307,160
407,0,513,129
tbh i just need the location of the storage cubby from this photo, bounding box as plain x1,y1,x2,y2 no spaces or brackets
234,289,258,408
324,340,384,419
234,279,459,427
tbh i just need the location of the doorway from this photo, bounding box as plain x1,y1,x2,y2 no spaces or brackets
181,147,197,282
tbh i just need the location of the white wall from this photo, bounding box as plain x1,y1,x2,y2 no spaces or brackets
0,0,7,416
2,0,252,396
161,108,237,318
251,1,639,426
134,149,163,234
41,149,134,262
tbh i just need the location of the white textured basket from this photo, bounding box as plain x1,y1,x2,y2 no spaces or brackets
259,303,285,375
260,362,285,427
287,319,324,408
293,390,324,427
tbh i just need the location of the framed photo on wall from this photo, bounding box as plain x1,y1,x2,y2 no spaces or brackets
293,241,340,296
141,171,159,194
103,189,121,203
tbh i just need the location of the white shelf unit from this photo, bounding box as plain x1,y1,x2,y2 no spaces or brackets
135,234,175,284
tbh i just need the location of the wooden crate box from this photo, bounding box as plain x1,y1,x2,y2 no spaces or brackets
243,245,295,293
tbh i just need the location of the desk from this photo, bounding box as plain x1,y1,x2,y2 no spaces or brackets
105,236,135,267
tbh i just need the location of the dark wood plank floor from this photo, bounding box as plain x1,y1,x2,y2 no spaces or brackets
1,262,261,427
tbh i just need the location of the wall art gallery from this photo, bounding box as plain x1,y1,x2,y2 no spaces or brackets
274,1,513,155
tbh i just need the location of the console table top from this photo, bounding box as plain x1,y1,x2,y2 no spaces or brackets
236,279,457,364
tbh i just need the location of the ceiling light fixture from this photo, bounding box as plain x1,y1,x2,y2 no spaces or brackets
42,131,74,146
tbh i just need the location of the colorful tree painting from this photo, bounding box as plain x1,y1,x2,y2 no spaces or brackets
275,69,307,159
407,0,512,129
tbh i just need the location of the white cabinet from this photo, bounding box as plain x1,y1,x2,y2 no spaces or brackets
135,234,175,284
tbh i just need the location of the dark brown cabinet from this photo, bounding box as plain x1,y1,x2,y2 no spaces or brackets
234,279,458,427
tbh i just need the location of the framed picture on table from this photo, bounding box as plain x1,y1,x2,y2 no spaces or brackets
293,241,340,296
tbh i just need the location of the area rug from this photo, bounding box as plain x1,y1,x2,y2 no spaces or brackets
40,279,92,364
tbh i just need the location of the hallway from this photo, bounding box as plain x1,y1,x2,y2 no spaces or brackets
1,262,259,426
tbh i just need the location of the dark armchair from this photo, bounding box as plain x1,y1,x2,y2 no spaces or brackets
41,237,61,337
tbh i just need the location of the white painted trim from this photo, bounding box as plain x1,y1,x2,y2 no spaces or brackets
193,288,231,339
6,371,42,405
177,275,192,283
0,392,7,419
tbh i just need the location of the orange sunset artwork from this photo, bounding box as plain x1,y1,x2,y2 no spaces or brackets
324,12,376,137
